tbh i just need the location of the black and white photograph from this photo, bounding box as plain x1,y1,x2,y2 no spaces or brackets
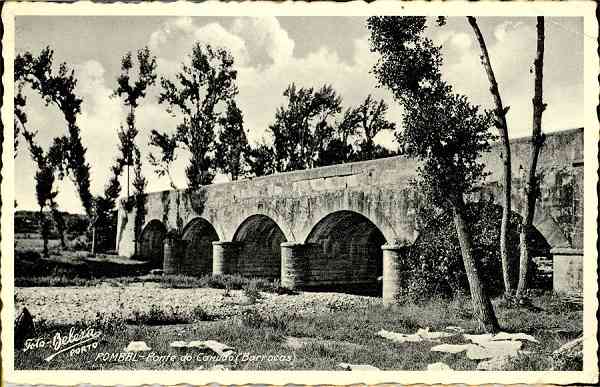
2,1,598,385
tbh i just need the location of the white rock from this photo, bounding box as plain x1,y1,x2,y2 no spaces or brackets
493,332,539,343
187,340,206,349
187,340,234,357
169,341,188,348
417,327,455,341
338,362,380,371
553,336,584,354
427,362,452,371
464,333,494,345
476,355,514,370
431,343,475,354
377,329,422,343
124,341,151,352
466,340,522,360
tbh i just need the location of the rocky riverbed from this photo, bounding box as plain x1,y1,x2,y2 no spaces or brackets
15,285,381,324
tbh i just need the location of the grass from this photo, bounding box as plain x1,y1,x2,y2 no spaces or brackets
14,292,582,371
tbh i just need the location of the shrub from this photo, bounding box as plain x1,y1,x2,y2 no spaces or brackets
239,309,289,332
242,280,263,304
404,202,543,301
69,235,90,251
126,304,192,325
551,351,583,371
192,305,214,321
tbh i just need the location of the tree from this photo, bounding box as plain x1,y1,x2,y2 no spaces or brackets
517,17,547,295
467,16,515,295
215,101,249,181
15,47,91,249
14,82,27,159
112,47,157,198
21,129,59,257
353,95,396,161
317,105,362,166
15,47,93,217
270,83,342,172
132,146,148,254
148,130,179,189
368,16,500,332
152,43,238,190
245,139,276,177
107,47,157,253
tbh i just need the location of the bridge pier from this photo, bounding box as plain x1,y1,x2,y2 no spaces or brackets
280,242,310,289
163,238,187,275
382,243,410,304
212,241,241,275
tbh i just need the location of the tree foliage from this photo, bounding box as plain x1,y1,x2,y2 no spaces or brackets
270,83,342,172
408,202,524,301
21,129,60,256
151,43,238,190
245,140,276,177
352,94,396,161
94,47,157,253
15,47,93,216
215,101,249,181
14,82,28,158
368,16,500,332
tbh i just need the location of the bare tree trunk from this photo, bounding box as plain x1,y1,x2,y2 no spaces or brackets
467,16,514,294
91,225,97,256
126,163,130,199
39,207,49,258
453,197,500,333
49,200,66,249
517,17,546,296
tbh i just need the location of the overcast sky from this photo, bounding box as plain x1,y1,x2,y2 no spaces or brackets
14,16,584,214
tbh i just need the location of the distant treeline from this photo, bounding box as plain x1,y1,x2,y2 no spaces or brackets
15,210,91,237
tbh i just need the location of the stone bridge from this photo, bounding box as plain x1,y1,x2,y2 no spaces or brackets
116,127,583,301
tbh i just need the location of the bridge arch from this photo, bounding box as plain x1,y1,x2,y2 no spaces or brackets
139,219,167,268
482,189,570,249
304,210,386,295
181,217,219,275
233,214,288,279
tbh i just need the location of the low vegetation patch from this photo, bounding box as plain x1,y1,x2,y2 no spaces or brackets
125,304,214,326
14,291,582,371
405,202,546,301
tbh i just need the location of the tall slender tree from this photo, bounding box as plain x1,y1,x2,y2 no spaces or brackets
15,47,91,249
215,101,249,181
467,17,514,294
15,47,93,217
112,47,157,199
368,16,500,332
151,43,238,190
517,17,547,296
21,129,60,257
109,47,157,253
14,82,27,159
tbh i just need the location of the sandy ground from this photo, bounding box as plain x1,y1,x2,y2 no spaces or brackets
15,285,381,324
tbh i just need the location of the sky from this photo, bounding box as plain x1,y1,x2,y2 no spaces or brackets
14,16,584,214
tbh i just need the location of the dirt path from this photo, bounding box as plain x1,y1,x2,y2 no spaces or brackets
15,285,381,324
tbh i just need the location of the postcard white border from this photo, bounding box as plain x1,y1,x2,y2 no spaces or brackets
2,1,598,385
